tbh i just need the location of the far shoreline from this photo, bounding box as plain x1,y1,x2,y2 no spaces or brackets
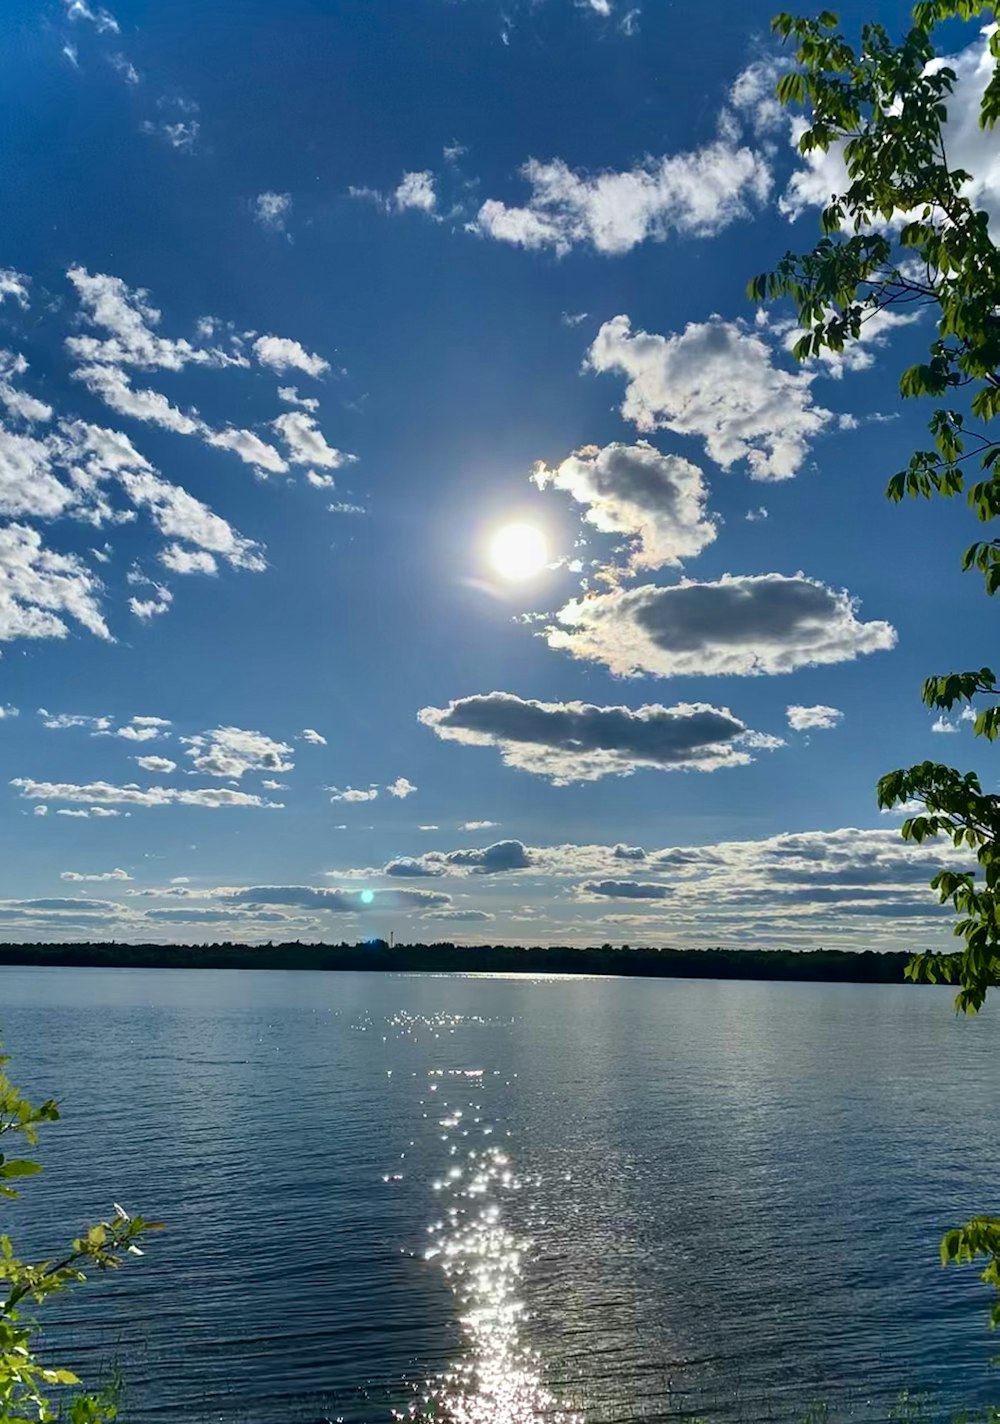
0,941,928,984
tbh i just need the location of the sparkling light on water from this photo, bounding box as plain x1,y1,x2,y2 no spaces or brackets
395,1069,583,1424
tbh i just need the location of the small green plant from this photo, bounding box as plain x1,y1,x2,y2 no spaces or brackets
0,1040,161,1421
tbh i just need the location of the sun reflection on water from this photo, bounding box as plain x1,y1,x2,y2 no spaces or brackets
393,1069,583,1424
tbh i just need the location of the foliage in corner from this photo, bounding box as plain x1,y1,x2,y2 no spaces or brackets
0,1043,161,1421
752,0,1000,1325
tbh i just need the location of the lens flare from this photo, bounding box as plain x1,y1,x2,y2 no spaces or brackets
360,889,375,905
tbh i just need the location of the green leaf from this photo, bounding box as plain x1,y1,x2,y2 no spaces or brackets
776,71,807,104
0,1161,42,1179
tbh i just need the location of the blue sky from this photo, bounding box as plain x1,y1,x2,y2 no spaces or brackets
0,0,994,949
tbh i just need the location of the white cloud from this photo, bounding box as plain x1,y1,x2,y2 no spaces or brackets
0,426,78,520
932,715,960,733
306,471,336,489
0,369,54,424
0,272,29,309
38,711,169,741
62,422,267,569
351,171,439,216
781,305,922,380
329,786,378,803
787,704,844,731
108,52,140,85
587,314,833,480
39,710,111,731
418,825,439,831
61,868,131,881
475,137,771,255
12,778,283,810
386,776,417,799
394,171,437,213
547,575,896,678
142,120,200,152
66,268,237,371
0,524,110,644
33,805,48,816
129,582,172,620
746,506,768,522
461,820,498,831
0,273,29,313
64,0,119,32
532,440,716,571
116,715,171,741
203,425,288,475
159,544,217,575
72,363,202,435
253,192,292,232
419,691,782,784
253,336,329,378
134,755,177,773
277,386,319,412
261,779,288,791
0,705,18,719
272,412,351,469
180,726,294,779
0,266,331,645
300,728,327,745
71,366,288,476
880,798,926,817
728,58,789,138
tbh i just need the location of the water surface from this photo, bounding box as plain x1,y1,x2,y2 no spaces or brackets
0,968,997,1422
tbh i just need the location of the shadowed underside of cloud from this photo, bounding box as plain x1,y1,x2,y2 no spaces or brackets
310,825,963,950
444,839,533,872
379,839,534,879
385,857,446,878
418,691,781,783
423,908,495,923
580,879,673,899
532,440,716,571
227,885,451,911
547,574,896,678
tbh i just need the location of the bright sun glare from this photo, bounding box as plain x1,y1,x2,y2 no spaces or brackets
489,523,548,581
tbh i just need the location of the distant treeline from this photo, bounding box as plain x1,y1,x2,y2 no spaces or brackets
0,940,921,983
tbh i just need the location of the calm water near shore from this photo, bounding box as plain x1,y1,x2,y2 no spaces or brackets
1,967,998,1423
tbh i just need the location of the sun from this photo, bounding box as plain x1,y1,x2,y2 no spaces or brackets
488,523,548,581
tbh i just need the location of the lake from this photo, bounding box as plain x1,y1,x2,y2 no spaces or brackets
0,967,997,1423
